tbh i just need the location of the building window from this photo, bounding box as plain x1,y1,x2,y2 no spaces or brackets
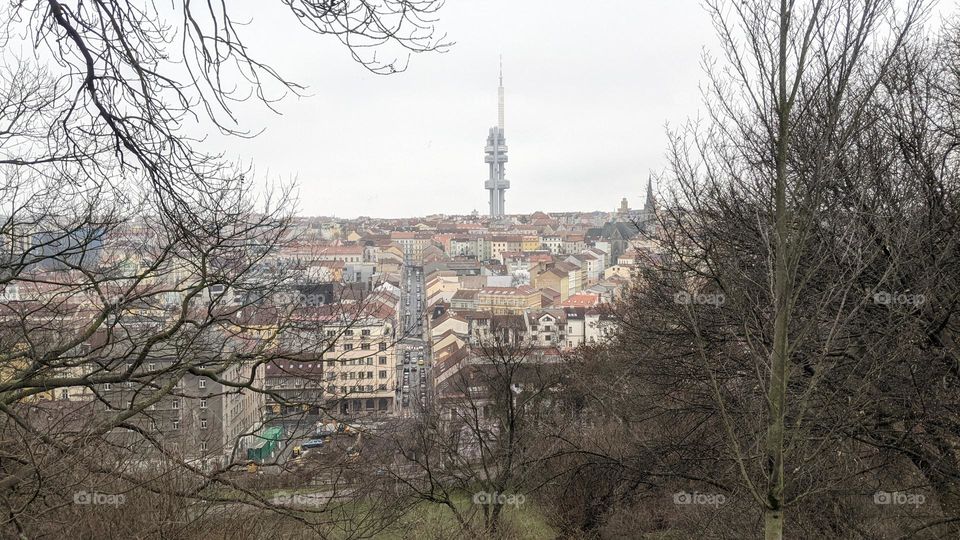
378,356,387,365
103,383,111,391
378,342,387,351
344,344,353,351
198,379,206,389
379,370,387,379
200,419,207,430
173,400,180,409
366,399,375,409
361,329,371,336
366,358,373,365
199,441,207,452
361,343,370,350
172,420,179,430
200,398,207,409
345,330,353,336
148,363,156,371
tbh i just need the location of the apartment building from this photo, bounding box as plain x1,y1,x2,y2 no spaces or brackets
554,261,585,295
476,285,541,315
317,245,368,264
449,237,477,257
520,235,541,252
390,231,433,263
319,317,399,415
450,288,479,310
532,267,570,301
489,235,522,261
541,234,563,254
95,356,265,470
562,233,586,255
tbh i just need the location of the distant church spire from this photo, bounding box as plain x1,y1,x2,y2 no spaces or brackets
644,176,655,214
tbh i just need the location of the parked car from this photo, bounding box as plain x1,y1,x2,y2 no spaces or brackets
302,439,325,450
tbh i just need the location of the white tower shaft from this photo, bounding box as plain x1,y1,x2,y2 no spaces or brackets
498,56,505,132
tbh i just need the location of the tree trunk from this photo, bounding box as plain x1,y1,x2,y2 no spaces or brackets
765,2,793,539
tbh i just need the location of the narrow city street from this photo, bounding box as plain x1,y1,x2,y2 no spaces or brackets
397,262,432,416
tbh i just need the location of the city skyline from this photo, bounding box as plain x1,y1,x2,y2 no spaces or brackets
6,1,959,537
198,1,716,219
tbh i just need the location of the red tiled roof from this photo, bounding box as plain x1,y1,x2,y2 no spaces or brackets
560,293,601,308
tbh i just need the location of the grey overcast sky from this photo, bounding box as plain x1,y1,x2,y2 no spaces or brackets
203,2,718,219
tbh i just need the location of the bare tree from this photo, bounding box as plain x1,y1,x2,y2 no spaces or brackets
0,0,448,536
531,1,960,539
389,319,560,537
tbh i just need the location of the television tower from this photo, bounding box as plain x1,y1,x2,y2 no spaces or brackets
484,57,510,218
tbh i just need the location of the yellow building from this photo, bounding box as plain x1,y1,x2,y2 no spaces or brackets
521,235,541,252
476,286,541,315
533,267,570,301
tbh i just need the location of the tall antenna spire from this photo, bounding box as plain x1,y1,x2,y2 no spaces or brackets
497,55,505,132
